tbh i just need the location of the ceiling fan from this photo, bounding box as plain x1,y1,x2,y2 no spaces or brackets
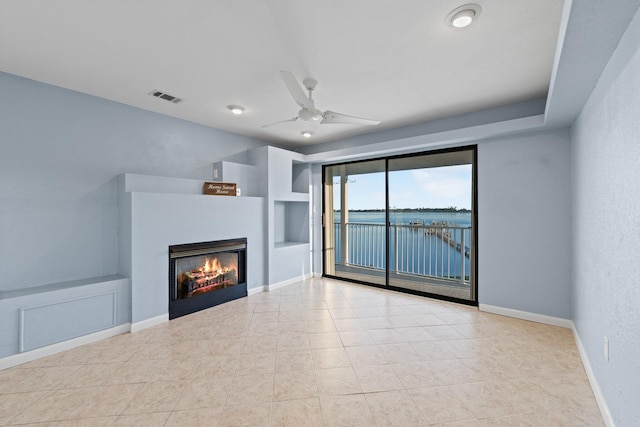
263,70,381,127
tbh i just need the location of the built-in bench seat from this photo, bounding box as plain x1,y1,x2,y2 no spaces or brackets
0,275,130,368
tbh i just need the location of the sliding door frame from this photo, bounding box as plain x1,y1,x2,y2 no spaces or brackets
321,145,478,307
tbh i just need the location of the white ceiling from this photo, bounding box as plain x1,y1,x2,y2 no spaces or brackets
0,0,564,148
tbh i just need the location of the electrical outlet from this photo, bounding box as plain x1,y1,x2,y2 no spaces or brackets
604,336,609,361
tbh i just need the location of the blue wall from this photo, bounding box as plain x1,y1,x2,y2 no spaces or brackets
478,129,572,319
571,7,640,425
0,72,267,291
125,191,265,324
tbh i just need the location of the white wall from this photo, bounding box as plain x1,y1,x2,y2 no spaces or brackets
571,7,640,425
0,72,267,291
477,130,572,319
310,163,323,275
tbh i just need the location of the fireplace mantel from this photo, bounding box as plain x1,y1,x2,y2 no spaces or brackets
118,174,266,327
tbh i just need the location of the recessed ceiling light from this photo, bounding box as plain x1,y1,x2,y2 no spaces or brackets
446,4,482,28
227,105,245,115
301,131,313,138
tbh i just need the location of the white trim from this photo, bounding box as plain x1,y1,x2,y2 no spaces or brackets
268,274,312,292
130,314,168,333
247,285,267,296
478,303,573,328
246,274,315,296
572,323,615,427
0,323,130,371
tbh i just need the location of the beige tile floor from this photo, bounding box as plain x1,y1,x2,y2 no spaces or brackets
0,278,604,426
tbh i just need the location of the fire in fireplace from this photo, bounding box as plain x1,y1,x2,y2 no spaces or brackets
169,238,247,319
176,253,238,299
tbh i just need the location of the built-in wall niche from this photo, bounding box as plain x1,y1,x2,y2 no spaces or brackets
292,161,309,194
212,161,258,197
274,201,309,247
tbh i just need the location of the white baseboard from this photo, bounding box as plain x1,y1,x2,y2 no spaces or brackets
130,314,168,333
247,285,267,296
268,274,312,292
246,274,314,296
268,278,298,292
478,303,573,328
0,323,131,371
571,323,615,427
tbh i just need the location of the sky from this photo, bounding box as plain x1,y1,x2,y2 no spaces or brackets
333,164,472,210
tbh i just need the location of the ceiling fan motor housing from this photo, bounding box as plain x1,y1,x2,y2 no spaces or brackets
298,107,323,121
271,70,379,127
298,108,313,121
303,78,318,91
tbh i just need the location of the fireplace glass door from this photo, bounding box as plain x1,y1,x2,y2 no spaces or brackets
169,238,247,319
175,252,239,300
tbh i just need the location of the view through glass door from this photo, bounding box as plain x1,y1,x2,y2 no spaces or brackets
387,151,475,301
323,160,386,285
323,147,476,303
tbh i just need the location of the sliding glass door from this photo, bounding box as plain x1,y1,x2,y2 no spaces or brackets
387,151,474,301
323,160,387,285
323,147,476,303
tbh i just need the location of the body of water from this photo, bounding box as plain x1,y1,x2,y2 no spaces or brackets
332,211,472,279
337,211,472,227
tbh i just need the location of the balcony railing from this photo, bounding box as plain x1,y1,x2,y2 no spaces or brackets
333,222,471,285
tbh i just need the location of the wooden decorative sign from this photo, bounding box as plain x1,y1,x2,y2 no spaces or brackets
203,182,237,196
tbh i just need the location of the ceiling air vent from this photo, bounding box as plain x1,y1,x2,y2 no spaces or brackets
149,90,183,104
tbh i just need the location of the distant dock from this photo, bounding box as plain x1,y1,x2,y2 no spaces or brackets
425,222,470,258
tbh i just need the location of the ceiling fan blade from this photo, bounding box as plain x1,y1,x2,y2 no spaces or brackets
280,70,312,110
321,110,381,126
261,117,299,128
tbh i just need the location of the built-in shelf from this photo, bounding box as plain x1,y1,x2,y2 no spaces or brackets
279,192,309,202
212,161,258,197
274,200,309,246
292,161,310,194
120,173,264,200
0,275,126,300
245,145,312,285
274,241,310,249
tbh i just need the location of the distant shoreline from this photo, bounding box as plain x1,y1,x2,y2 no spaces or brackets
335,208,471,213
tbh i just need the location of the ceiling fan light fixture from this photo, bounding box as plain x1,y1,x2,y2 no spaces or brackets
301,131,313,138
227,105,245,115
447,4,482,28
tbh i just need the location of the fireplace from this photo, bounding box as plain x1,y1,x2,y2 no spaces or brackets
169,238,247,319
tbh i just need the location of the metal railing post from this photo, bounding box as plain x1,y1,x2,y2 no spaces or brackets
394,225,399,273
460,230,466,285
